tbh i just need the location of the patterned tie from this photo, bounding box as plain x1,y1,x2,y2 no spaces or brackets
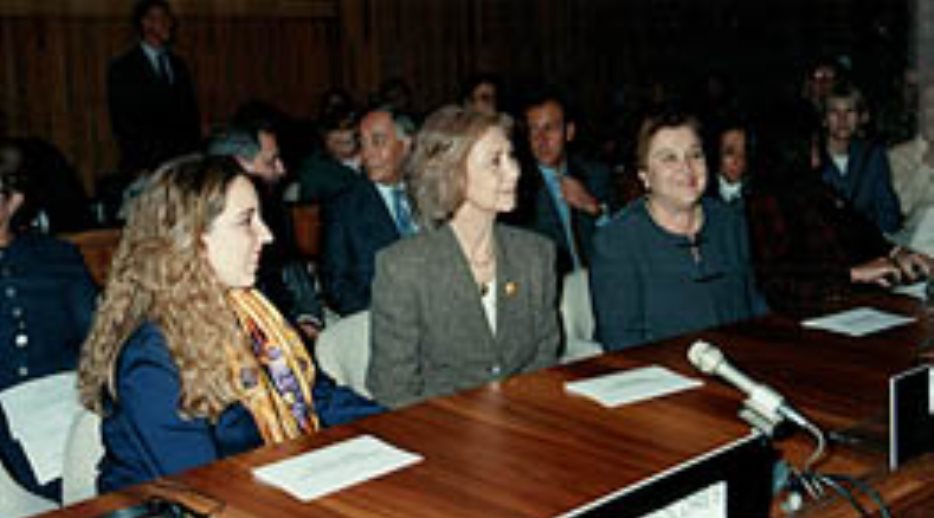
393,187,416,236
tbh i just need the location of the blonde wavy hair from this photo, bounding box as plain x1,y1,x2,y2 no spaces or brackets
78,155,255,420
406,105,509,230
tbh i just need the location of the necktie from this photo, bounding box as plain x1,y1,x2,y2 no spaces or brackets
157,53,173,84
393,187,416,236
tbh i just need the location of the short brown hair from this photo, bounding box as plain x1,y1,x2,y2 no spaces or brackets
635,109,702,170
406,105,508,229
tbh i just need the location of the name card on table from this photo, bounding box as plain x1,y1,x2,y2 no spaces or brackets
892,281,927,300
565,365,702,407
253,435,422,502
801,307,914,337
889,364,934,469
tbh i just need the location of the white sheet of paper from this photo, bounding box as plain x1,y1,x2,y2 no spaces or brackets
641,481,726,518
564,365,702,407
801,307,915,337
0,371,80,484
253,435,422,502
892,281,927,300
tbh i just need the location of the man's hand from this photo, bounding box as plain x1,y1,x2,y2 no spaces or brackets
560,176,601,216
850,257,902,287
891,247,934,281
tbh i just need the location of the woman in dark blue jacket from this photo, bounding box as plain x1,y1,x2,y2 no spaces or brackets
78,156,381,493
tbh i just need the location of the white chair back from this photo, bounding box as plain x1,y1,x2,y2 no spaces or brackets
315,310,372,397
0,462,57,518
559,268,602,363
61,409,103,506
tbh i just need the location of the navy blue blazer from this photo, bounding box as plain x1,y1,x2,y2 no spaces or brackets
0,235,96,391
107,45,201,173
820,139,902,234
505,156,614,275
0,234,96,499
99,323,383,493
321,178,402,315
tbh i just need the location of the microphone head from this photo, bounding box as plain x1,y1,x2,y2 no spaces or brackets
687,340,724,374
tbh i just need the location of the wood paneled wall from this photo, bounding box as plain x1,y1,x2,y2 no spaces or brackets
1,1,340,194
1,0,907,194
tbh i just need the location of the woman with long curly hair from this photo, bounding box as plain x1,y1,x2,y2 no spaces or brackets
78,155,380,492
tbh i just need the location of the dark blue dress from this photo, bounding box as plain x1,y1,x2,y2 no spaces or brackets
590,198,766,351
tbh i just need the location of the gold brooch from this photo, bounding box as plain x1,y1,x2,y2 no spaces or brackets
505,281,518,296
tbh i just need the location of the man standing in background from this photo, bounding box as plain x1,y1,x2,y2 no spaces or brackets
107,0,200,176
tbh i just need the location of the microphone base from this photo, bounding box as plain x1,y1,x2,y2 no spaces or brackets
739,405,794,439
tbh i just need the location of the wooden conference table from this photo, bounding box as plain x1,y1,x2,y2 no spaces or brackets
44,292,934,517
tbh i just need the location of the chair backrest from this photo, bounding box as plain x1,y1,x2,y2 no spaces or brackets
0,462,57,518
559,268,602,363
61,409,103,506
560,268,595,342
60,228,122,286
315,310,371,397
290,203,323,261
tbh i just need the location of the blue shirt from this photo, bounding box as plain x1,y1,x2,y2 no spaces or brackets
538,164,581,269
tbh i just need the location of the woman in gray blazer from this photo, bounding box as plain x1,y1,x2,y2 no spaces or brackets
367,106,561,409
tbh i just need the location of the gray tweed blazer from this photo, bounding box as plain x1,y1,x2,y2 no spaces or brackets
366,223,561,409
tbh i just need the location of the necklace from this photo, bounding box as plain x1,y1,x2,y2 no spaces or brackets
478,280,491,297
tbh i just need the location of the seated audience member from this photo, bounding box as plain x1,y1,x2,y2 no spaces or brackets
706,117,753,206
889,79,934,254
208,123,324,340
1,137,93,233
801,57,843,118
321,107,416,315
297,107,361,204
820,82,902,234
746,110,932,315
460,73,502,116
0,142,97,500
505,89,615,274
78,156,382,492
367,106,560,409
590,109,765,351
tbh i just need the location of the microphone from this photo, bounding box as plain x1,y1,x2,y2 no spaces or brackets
688,340,811,429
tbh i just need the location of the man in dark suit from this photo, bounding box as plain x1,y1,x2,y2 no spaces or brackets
107,0,200,176
505,90,615,275
820,82,902,234
321,107,415,316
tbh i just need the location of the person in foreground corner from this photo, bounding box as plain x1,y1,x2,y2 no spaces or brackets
590,109,766,352
78,156,382,493
367,105,561,409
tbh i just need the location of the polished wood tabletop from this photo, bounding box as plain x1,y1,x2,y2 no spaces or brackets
42,292,934,517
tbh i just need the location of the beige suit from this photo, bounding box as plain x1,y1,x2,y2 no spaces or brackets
367,224,560,409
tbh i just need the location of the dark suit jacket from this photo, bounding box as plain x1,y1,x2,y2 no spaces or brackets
297,152,359,205
503,156,614,274
367,224,561,409
107,45,201,174
321,178,401,315
820,139,902,234
99,322,383,492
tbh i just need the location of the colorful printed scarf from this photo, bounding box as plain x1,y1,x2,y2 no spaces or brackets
226,288,319,443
